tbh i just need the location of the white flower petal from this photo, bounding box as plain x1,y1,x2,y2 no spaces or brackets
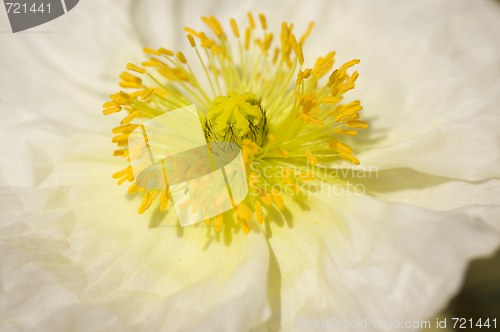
0,131,271,332
0,0,143,132
345,168,500,212
263,183,500,331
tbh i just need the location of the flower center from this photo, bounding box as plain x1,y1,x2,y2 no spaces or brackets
205,91,267,146
104,13,368,235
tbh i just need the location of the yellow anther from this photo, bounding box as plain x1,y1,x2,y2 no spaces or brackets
299,22,314,45
281,22,289,45
113,98,132,106
268,133,277,143
249,172,260,189
345,120,368,129
346,71,359,84
303,68,312,79
183,28,200,37
259,14,267,29
339,152,360,165
248,13,255,29
158,48,174,56
128,183,138,194
205,217,211,226
142,61,161,68
245,28,251,50
259,190,273,206
316,51,336,69
214,214,223,231
305,150,318,166
296,70,304,85
112,124,139,135
343,105,363,114
119,81,142,89
255,201,264,224
340,83,355,94
143,47,161,56
322,96,341,104
159,188,169,203
230,19,239,37
334,128,358,136
236,203,253,221
141,89,154,101
109,92,122,100
102,106,122,115
308,108,320,116
201,17,218,36
270,188,284,210
103,101,116,108
160,199,169,212
113,149,124,157
129,90,147,99
329,70,344,85
139,190,158,214
277,147,289,158
237,217,250,234
187,34,196,47
121,110,140,125
298,172,315,181
308,117,323,127
176,51,187,64
335,113,358,123
341,59,360,70
272,48,280,64
120,72,142,84
112,166,131,179
111,134,129,144
209,16,224,36
126,63,146,74
264,33,273,50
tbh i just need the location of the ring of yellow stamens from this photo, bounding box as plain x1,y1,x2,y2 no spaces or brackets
104,13,368,234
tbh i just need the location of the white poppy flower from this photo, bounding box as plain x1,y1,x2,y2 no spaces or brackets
1,0,500,331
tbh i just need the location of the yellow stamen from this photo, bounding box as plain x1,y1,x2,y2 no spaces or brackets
105,13,368,235
329,138,353,155
159,48,174,56
126,63,146,74
103,106,122,115
187,34,196,47
255,201,264,224
120,72,142,84
259,14,267,29
121,111,140,125
270,188,284,210
334,129,358,136
119,81,142,89
345,120,368,129
248,13,255,29
259,190,273,206
230,19,239,37
298,172,315,181
339,153,360,165
277,147,289,158
214,214,223,231
305,150,318,166
143,47,161,56
176,52,187,64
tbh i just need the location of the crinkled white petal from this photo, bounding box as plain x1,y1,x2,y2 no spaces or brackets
0,126,271,332
264,182,500,331
1,0,500,331
0,0,143,133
